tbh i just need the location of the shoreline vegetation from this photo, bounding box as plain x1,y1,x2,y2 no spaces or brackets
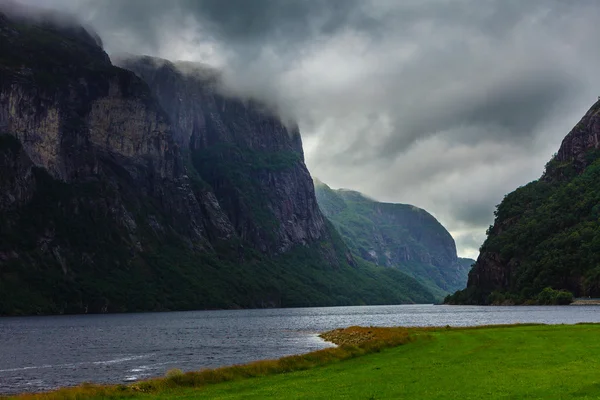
3,326,423,400
5,324,600,399
445,286,575,306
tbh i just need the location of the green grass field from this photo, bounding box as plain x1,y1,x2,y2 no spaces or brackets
10,324,600,400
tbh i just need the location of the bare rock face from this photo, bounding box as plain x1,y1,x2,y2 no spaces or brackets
2,71,178,181
466,252,513,291
0,9,247,249
0,135,36,211
0,87,62,177
86,79,175,178
119,56,327,254
556,100,600,170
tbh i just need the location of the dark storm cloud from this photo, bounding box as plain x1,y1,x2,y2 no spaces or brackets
376,70,576,161
449,74,575,140
179,0,368,41
34,0,374,58
15,0,600,258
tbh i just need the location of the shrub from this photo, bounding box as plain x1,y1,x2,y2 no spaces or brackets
537,287,573,305
555,290,574,305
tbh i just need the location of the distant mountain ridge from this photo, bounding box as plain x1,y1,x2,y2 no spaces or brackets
314,180,473,299
447,100,600,305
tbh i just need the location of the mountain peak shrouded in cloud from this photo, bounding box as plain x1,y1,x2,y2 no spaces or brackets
0,0,103,48
11,0,600,258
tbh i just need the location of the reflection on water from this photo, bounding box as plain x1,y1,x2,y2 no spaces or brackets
1,304,599,394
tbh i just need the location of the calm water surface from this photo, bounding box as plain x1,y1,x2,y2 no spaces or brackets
2,304,600,394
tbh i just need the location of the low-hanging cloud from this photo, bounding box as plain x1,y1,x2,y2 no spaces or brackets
12,0,600,258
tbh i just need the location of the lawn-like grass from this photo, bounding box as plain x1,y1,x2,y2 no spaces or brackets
10,324,600,400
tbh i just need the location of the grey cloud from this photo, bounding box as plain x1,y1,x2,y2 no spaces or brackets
27,0,373,58
451,198,498,229
454,231,487,259
450,74,576,142
457,233,486,252
396,71,578,154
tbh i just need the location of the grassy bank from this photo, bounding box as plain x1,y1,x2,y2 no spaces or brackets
7,324,600,399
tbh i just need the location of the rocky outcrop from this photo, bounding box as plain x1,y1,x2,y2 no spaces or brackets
465,252,513,292
555,100,600,171
314,180,472,297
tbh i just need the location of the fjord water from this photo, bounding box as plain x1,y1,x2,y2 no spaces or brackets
2,305,600,394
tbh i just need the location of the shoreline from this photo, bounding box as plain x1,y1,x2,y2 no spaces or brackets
570,299,600,305
2,325,438,398
5,323,597,399
0,303,439,319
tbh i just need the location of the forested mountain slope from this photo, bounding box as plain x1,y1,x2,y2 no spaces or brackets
315,180,472,298
447,100,600,305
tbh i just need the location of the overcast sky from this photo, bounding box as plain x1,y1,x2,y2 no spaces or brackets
13,0,600,258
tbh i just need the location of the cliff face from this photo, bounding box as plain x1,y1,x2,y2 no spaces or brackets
0,10,229,245
118,56,326,254
0,10,434,315
555,101,600,170
314,180,472,298
448,101,600,304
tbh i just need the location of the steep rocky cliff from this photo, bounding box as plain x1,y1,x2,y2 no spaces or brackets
314,180,472,298
0,9,434,314
555,103,600,171
117,56,326,254
447,100,600,304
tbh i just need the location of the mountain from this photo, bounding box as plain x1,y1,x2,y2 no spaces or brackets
0,8,434,315
447,101,600,305
116,55,325,255
314,180,473,299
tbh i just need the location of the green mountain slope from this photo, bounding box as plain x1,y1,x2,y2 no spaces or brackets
314,180,472,299
0,147,435,314
447,101,600,305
